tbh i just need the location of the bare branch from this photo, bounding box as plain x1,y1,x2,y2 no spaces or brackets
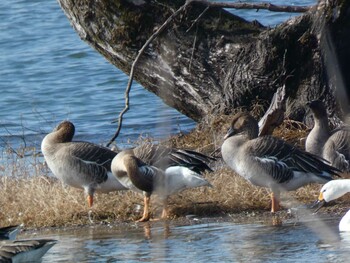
106,1,192,147
189,0,312,13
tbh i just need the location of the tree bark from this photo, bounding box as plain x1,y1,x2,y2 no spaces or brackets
57,0,350,126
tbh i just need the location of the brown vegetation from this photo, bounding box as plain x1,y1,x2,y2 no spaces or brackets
0,116,349,229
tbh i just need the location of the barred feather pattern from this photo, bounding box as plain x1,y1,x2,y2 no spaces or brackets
248,136,339,183
0,239,57,262
323,128,350,172
132,143,214,174
66,142,117,184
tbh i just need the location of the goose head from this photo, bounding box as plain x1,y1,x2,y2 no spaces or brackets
52,120,75,143
224,112,259,140
307,100,328,120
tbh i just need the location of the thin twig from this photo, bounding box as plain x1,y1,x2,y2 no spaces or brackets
186,5,209,33
189,26,198,73
106,1,192,147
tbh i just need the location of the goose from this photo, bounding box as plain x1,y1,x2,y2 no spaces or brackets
305,100,350,172
0,239,57,262
221,112,340,212
41,120,128,208
339,210,350,232
314,179,350,231
0,226,20,241
111,143,214,221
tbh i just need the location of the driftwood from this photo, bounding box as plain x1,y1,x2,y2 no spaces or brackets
258,85,287,136
57,0,350,131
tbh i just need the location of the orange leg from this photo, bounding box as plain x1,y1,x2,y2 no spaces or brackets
161,198,169,220
270,192,280,213
137,196,151,222
87,194,94,208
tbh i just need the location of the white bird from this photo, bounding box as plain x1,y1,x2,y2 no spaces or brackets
111,143,214,221
0,226,20,241
41,120,128,208
0,239,57,263
339,210,350,232
306,100,350,172
221,112,340,212
314,179,350,231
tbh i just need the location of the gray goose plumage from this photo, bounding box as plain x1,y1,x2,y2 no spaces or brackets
306,100,350,172
0,226,20,241
41,121,128,208
0,239,57,263
221,112,340,212
111,143,215,221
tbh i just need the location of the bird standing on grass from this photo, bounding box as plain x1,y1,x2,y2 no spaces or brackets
41,121,128,209
306,99,350,172
111,143,214,221
221,112,340,212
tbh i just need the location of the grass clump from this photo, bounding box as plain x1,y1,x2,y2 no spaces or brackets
0,116,348,229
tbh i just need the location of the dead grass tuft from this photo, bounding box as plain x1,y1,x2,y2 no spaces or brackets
1,117,348,229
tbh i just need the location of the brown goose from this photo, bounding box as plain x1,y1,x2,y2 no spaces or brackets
306,100,350,172
41,121,128,208
111,143,214,221
221,112,340,212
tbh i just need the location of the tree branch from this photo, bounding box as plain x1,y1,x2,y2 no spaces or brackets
190,0,312,13
106,0,314,146
106,1,192,147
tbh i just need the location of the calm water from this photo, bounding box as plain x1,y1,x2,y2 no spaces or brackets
0,0,314,150
22,217,350,262
3,1,343,262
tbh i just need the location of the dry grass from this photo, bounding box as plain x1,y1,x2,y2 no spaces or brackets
0,116,349,229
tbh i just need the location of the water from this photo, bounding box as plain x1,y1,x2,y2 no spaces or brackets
23,218,349,262
0,0,314,150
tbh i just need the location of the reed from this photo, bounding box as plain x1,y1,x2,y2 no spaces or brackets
0,118,348,228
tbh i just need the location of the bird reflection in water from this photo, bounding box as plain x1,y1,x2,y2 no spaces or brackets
143,221,171,239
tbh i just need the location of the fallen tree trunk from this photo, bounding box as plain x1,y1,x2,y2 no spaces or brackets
57,0,350,126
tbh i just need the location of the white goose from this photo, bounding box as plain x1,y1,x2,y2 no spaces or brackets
306,100,350,172
0,239,57,262
314,179,350,231
111,143,214,222
41,120,128,208
221,112,340,212
0,225,20,241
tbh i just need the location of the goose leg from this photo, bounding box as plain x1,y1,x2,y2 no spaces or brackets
161,198,169,219
87,194,94,207
270,192,280,213
137,195,151,222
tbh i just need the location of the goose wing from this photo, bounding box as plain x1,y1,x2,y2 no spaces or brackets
0,226,20,241
325,128,350,171
133,143,214,173
0,239,57,261
247,136,339,183
65,142,117,184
